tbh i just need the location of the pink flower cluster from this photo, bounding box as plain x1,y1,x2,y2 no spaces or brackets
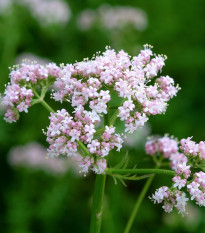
79,157,107,174
2,63,61,122
2,84,33,122
180,137,205,159
145,136,178,158
151,186,189,215
53,45,179,134
9,63,61,84
187,172,205,206
146,136,205,214
2,46,179,174
45,107,122,173
8,142,69,175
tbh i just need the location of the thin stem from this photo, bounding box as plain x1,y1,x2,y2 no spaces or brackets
104,103,110,162
123,157,164,233
40,99,87,158
40,86,48,99
106,168,175,176
112,174,153,181
32,88,88,157
40,99,55,113
90,174,106,233
95,127,105,136
77,141,89,156
32,88,41,99
95,100,123,136
110,99,125,126
32,88,55,113
123,175,155,233
152,154,159,165
89,103,110,233
104,111,110,126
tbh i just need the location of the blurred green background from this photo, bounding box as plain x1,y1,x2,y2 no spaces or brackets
0,0,205,232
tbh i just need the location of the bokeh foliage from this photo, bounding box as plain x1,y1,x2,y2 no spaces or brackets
0,0,205,232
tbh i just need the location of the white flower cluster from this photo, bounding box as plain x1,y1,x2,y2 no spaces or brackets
0,0,71,26
77,4,147,31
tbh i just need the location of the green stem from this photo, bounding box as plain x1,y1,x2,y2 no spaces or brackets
40,86,48,99
95,99,124,136
89,103,111,233
106,168,175,176
77,141,89,156
32,88,41,98
40,99,55,113
32,88,54,113
104,111,110,127
110,99,125,126
112,174,153,181
32,87,55,113
32,89,88,157
90,174,106,233
95,127,105,136
123,175,155,233
123,158,164,233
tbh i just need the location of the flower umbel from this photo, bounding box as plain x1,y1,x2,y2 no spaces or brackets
147,136,205,215
2,45,179,174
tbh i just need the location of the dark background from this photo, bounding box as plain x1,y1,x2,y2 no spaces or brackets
0,0,205,232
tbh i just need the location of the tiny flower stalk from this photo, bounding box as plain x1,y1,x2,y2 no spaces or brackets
109,99,126,126
31,87,55,114
39,98,55,114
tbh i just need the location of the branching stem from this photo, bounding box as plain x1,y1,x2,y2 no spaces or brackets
106,168,175,176
32,88,88,157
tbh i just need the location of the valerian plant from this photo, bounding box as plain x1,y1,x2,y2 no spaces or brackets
2,45,204,233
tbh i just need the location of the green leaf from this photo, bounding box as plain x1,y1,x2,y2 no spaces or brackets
114,174,153,181
112,176,118,185
118,177,127,187
114,151,129,169
110,173,152,187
